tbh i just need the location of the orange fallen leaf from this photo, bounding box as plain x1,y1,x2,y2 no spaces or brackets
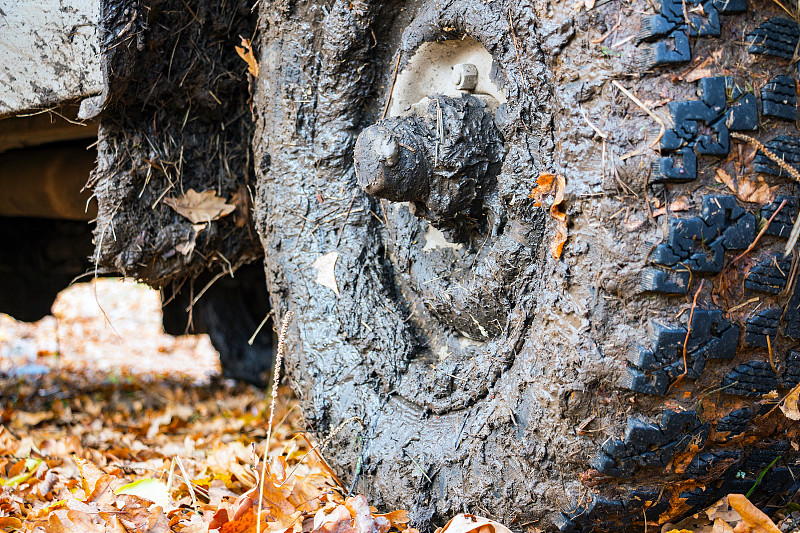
652,196,691,217
780,382,800,421
715,169,776,204
727,494,781,533
530,173,568,258
235,37,259,78
528,173,556,207
74,456,107,497
549,175,568,259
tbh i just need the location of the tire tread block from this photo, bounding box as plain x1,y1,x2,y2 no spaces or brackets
721,360,780,396
744,308,782,347
623,310,738,395
762,196,799,238
655,78,757,183
652,196,755,273
761,75,798,121
591,410,709,477
753,135,800,177
782,351,800,387
747,17,800,60
714,408,753,442
744,254,792,294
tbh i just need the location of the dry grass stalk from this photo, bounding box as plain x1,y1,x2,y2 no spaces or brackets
257,310,294,533
730,133,800,256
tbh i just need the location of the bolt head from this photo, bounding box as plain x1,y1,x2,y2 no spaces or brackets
453,63,479,91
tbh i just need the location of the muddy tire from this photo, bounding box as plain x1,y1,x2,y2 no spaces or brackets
161,263,273,387
245,1,800,531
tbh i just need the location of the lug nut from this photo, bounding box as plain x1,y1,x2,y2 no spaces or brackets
453,63,478,91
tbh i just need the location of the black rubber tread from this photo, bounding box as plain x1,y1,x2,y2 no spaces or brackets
634,0,745,70
650,195,756,273
713,408,753,442
559,7,800,532
590,410,710,478
783,350,800,387
744,308,782,347
721,360,781,396
639,267,690,295
622,310,739,395
761,75,797,121
753,136,800,177
653,77,758,183
683,449,742,477
744,254,792,294
762,195,799,237
746,17,800,60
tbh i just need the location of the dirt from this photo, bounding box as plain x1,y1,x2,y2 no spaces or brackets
82,0,800,530
91,0,262,287
251,0,604,528
249,1,800,530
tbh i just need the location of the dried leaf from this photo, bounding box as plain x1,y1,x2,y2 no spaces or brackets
0,517,22,530
727,494,781,533
653,196,691,217
313,252,340,297
346,495,389,533
12,410,54,428
231,185,251,228
439,514,512,533
706,498,742,523
164,189,236,224
528,173,556,206
780,382,800,421
713,518,736,533
114,478,171,509
550,175,568,259
235,37,259,77
714,169,776,204
74,456,106,497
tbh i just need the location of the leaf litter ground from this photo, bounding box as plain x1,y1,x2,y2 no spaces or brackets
0,280,797,533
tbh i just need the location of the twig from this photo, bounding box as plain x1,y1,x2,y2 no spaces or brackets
591,14,621,44
186,270,228,312
731,132,800,180
248,309,275,346
580,106,609,139
728,296,759,313
730,132,800,255
299,433,346,490
336,189,359,247
382,52,402,119
507,10,523,75
256,311,294,533
278,416,363,488
175,456,197,507
612,80,665,147
767,334,777,375
730,199,787,265
670,279,704,391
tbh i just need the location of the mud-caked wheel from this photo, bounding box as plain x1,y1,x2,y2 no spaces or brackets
161,262,273,387
237,0,800,530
